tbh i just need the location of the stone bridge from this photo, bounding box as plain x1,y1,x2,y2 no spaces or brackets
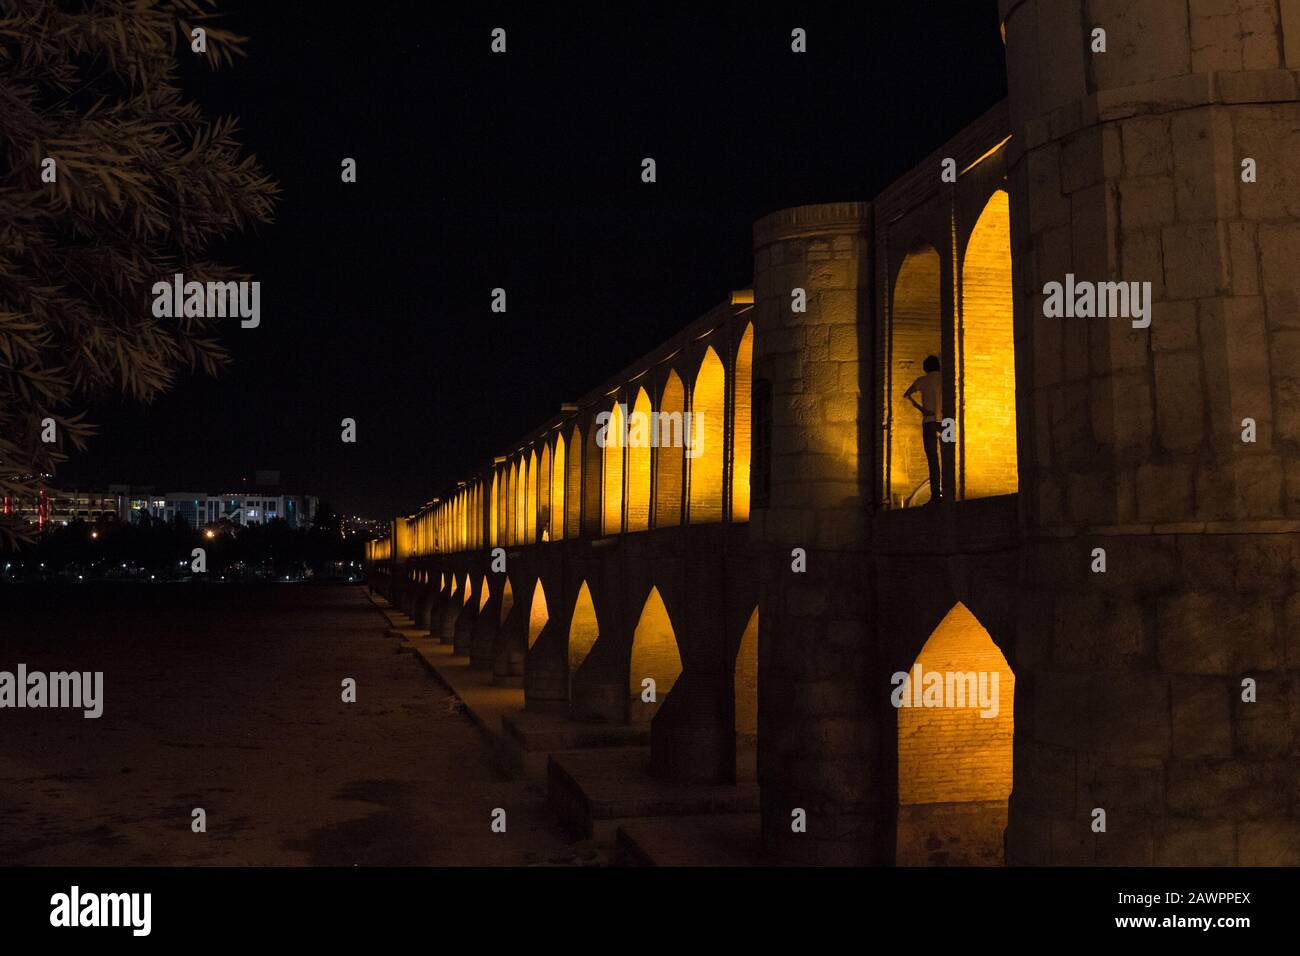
368,0,1300,866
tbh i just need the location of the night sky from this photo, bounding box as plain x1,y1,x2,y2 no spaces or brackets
60,1,1009,520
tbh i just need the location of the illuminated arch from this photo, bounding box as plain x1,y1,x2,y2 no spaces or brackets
628,587,682,722
655,370,684,527
472,483,481,549
896,602,1014,866
499,577,515,626
960,189,1017,499
551,433,566,540
439,572,445,590
450,574,460,597
462,574,473,606
603,400,624,535
888,243,943,508
732,323,753,521
566,425,583,538
735,606,759,780
689,346,725,522
506,460,518,546
473,481,483,548
522,450,535,543
527,579,549,649
538,443,552,541
463,488,469,549
627,387,652,532
478,575,491,611
515,455,526,544
491,465,501,541
568,581,599,680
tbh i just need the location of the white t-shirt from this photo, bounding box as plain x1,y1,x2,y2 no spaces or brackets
908,371,942,423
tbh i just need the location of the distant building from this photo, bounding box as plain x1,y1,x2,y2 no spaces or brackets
2,487,119,529
4,481,318,531
118,488,318,530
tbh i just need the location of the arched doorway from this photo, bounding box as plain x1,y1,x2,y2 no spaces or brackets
603,400,624,535
627,387,652,532
887,244,942,508
550,433,566,540
689,347,725,522
655,370,685,527
960,189,1017,499
895,603,1014,866
733,323,754,521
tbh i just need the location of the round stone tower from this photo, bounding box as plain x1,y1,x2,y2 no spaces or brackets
1000,0,1300,864
750,202,880,865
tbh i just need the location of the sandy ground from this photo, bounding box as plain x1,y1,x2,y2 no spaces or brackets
0,583,586,866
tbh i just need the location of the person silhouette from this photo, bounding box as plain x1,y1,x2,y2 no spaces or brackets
903,355,943,503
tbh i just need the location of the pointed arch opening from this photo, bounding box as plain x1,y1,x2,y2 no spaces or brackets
689,346,725,523
568,582,599,686
515,455,526,544
567,425,584,538
655,370,684,527
478,575,491,612
603,400,624,535
896,603,1014,866
628,586,682,723
527,580,549,649
960,189,1017,499
734,605,759,781
583,422,602,536
732,323,754,522
462,574,473,606
539,443,552,541
888,243,943,508
506,460,518,546
627,387,652,532
499,577,515,627
526,449,539,543
472,483,481,549
551,433,567,540
465,489,472,550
